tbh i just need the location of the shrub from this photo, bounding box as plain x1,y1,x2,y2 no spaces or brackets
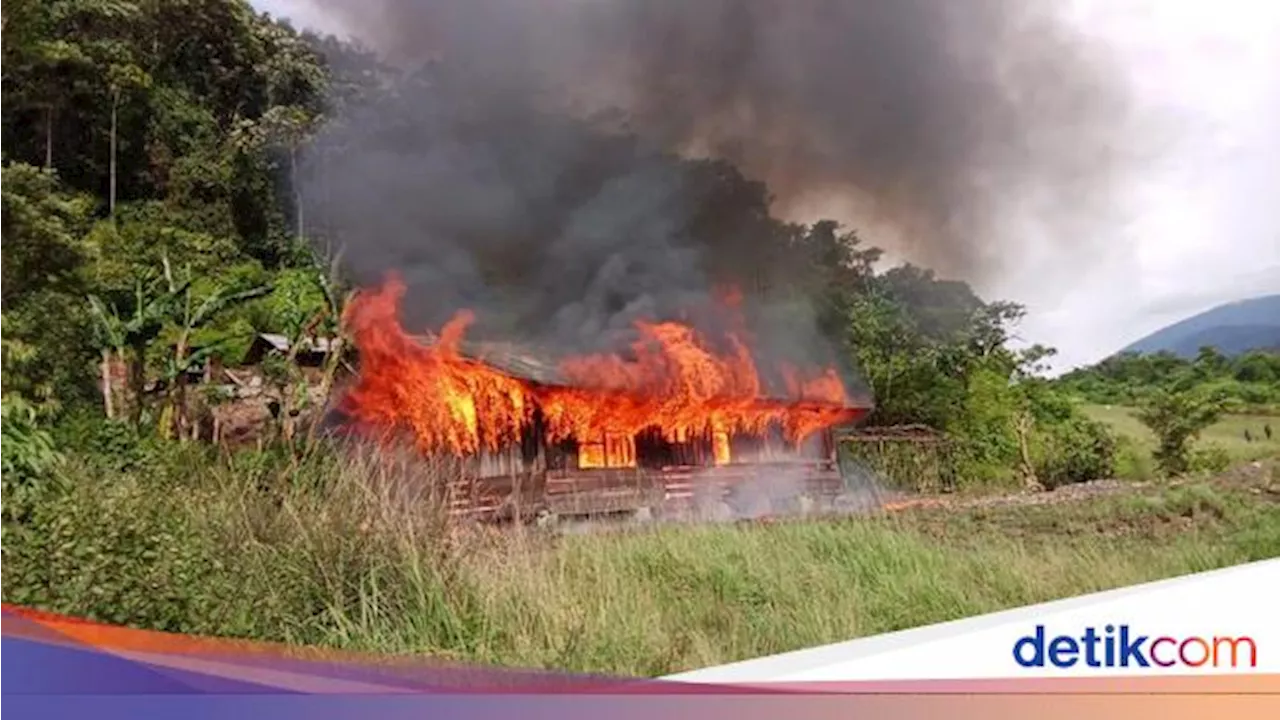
1113,437,1156,481
52,408,167,475
1,397,65,523
949,367,1022,490
1189,443,1231,475
1032,415,1117,489
0,437,466,645
1,470,237,633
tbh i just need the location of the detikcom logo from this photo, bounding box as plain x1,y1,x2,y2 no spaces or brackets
1013,624,1257,669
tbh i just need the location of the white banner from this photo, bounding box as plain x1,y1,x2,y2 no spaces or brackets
667,559,1280,683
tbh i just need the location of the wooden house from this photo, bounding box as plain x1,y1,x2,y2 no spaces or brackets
436,340,875,521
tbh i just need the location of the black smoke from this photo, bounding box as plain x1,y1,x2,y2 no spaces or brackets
296,0,1142,379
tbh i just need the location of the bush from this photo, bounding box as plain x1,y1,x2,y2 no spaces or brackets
948,367,1022,490
1189,443,1231,475
1113,437,1156,481
0,437,465,645
1032,415,1117,489
1,397,65,523
1,473,238,633
1136,388,1225,476
52,408,168,475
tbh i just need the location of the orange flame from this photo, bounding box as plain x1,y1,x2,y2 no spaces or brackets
342,276,862,467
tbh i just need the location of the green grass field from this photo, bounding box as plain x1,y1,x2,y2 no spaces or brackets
329,476,1280,675
5,443,1279,676
1081,404,1280,464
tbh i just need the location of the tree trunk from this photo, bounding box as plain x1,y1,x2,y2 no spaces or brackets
1017,412,1041,491
109,91,118,216
172,336,189,441
101,348,115,419
291,146,303,238
44,106,53,170
128,339,146,424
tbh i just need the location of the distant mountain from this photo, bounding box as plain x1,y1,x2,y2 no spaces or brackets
1121,295,1280,358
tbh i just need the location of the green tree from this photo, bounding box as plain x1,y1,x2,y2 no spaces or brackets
105,56,151,215
1135,388,1226,476
1233,350,1278,384
1191,345,1228,382
248,104,318,239
1,164,98,411
0,394,64,524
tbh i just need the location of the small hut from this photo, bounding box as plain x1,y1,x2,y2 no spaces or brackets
242,334,344,382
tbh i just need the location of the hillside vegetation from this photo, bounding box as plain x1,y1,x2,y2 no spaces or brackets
1059,346,1279,477
1059,347,1280,413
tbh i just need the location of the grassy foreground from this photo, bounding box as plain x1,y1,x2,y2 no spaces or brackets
5,438,1279,677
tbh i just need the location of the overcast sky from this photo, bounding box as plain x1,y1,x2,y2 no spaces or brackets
1015,0,1280,370
252,0,1280,372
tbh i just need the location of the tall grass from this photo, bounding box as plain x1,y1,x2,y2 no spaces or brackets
4,434,1278,676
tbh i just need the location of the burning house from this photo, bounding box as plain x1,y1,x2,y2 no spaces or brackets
340,277,874,522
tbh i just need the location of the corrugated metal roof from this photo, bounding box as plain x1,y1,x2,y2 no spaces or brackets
255,334,343,354
460,340,567,387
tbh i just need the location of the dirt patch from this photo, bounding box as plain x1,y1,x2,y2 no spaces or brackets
1206,458,1280,493
890,457,1279,516
900,457,1279,543
881,477,1144,515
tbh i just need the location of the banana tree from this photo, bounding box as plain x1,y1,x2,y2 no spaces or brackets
304,248,356,451
158,257,270,441
87,263,189,422
86,295,124,418
261,249,353,455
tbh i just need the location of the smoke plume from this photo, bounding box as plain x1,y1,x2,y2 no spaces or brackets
297,0,1142,373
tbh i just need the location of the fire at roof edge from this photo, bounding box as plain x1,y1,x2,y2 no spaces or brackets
338,276,872,460
449,338,874,413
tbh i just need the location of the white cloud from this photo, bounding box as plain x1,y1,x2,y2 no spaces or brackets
1000,0,1280,371
252,0,348,36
